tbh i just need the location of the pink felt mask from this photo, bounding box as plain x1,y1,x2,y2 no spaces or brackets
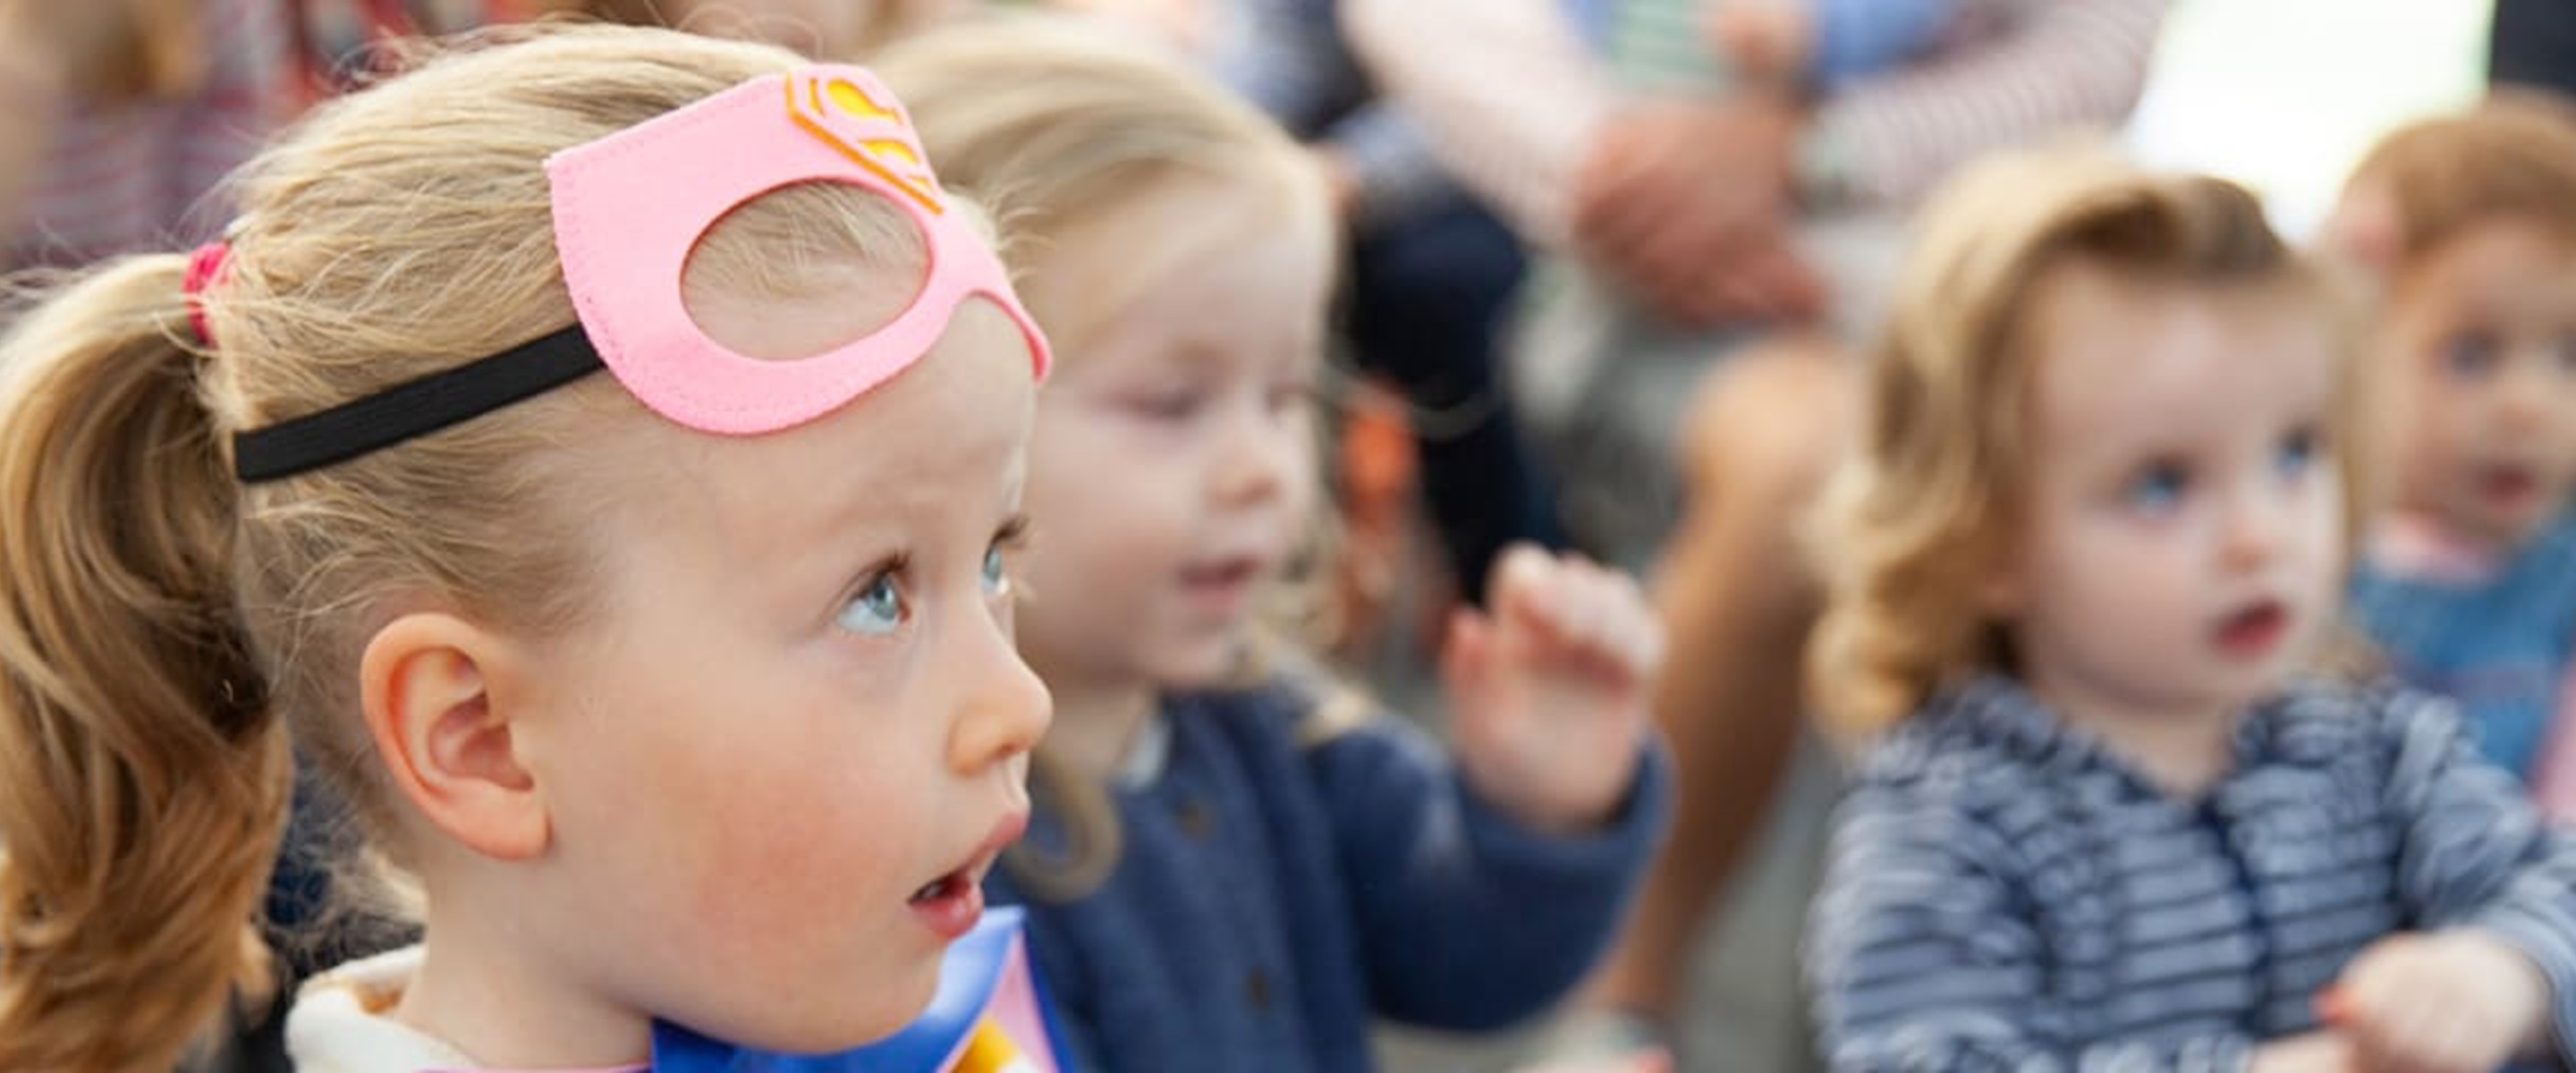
229,65,1047,483
547,65,1051,434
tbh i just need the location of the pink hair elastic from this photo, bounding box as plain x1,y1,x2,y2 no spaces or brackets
182,240,228,346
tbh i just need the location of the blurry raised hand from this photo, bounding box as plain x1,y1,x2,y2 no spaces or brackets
1444,545,1665,834
2319,929,2549,1073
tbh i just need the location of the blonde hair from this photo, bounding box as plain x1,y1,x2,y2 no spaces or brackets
871,13,1325,338
869,16,1347,902
0,25,926,1070
2344,91,2576,266
1807,147,2367,739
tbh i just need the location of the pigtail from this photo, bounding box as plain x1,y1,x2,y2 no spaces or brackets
999,748,1126,903
996,639,1377,906
0,255,289,1071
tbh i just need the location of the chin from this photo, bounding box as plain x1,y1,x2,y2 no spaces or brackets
2512,509,2564,545
2466,498,2562,546
2203,671,2290,714
1140,630,1257,687
754,967,942,1054
1151,650,1243,689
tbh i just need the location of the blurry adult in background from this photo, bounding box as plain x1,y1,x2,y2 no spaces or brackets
293,2,545,91
0,0,295,272
2493,0,2576,101
296,0,941,89
1348,0,2171,1067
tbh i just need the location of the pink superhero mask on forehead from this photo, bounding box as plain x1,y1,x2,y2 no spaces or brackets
229,65,1050,484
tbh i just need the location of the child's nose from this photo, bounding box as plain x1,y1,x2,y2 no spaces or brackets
1210,416,1297,508
2220,484,2286,569
2493,360,2555,430
948,622,1053,773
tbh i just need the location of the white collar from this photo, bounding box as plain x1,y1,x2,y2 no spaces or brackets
1112,710,1172,790
284,947,485,1072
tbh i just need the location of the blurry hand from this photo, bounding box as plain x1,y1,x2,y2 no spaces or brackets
1656,232,1826,330
1572,97,1824,328
2246,1031,2355,1073
2322,929,2548,1073
1445,545,1664,835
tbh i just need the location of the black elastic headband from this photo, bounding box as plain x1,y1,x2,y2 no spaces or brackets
231,325,601,484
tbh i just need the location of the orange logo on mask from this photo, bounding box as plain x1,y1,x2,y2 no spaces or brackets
785,71,945,215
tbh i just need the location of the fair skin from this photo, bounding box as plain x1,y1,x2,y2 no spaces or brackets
1577,0,2172,1035
366,269,1050,1066
1011,173,1336,774
1013,168,1662,840
2318,929,2550,1073
2378,218,2576,553
1571,95,1823,327
1989,269,2347,795
1995,266,2554,1073
1563,0,1826,328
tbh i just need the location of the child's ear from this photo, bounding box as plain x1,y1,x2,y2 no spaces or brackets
2321,181,2404,285
359,613,549,862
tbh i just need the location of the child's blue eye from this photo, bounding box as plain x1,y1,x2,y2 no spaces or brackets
2442,332,2502,379
836,573,906,635
2275,427,2319,478
981,544,1011,597
2125,460,2190,514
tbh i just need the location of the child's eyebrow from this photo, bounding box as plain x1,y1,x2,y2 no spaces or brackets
753,455,919,570
1156,339,1236,374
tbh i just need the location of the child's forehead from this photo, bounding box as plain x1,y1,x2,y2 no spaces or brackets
2400,216,2576,288
605,305,1034,537
2028,274,2334,432
1039,213,1332,377
2029,262,2325,343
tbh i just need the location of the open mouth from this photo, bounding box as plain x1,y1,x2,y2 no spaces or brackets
2213,598,2289,658
905,868,985,942
1181,556,1263,590
908,810,1028,941
1178,555,1269,611
2479,463,2544,511
909,870,974,906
